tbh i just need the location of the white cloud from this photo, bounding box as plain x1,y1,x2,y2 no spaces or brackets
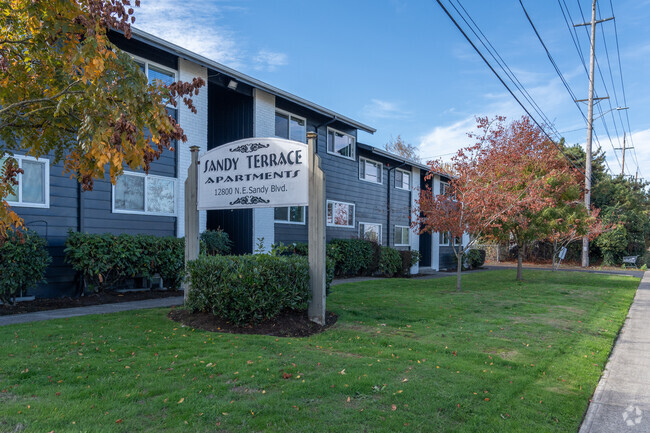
363,99,411,120
133,1,246,68
417,116,477,161
253,50,288,71
599,128,650,179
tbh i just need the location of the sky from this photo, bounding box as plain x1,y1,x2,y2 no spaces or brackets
132,0,650,181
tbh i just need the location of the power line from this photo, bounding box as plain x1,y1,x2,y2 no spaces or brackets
434,0,588,179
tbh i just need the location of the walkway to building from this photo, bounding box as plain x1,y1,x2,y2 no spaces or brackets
580,271,650,432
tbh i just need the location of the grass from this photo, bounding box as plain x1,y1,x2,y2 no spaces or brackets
0,270,640,432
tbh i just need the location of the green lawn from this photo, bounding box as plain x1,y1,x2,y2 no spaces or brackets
0,270,639,432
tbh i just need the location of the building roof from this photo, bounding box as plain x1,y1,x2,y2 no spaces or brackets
128,28,376,135
357,143,450,179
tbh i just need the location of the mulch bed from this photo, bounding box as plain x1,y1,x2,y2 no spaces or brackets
168,308,338,337
0,290,183,316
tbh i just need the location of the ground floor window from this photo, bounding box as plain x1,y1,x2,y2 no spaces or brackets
327,200,355,227
394,225,410,246
274,206,305,224
2,154,49,208
441,232,450,246
359,222,382,244
113,172,176,216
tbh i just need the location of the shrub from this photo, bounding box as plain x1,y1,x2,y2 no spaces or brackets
200,229,232,255
378,247,401,277
0,230,51,304
280,242,335,293
329,238,374,276
186,254,310,325
398,249,421,276
65,232,184,292
464,249,486,270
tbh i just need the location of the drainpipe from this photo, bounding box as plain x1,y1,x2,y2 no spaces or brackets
386,161,408,247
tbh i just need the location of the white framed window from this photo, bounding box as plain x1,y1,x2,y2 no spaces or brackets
440,232,450,246
131,55,177,107
326,200,355,228
275,110,306,143
112,172,176,216
274,206,305,224
359,222,382,244
394,225,410,246
440,181,450,196
395,169,411,190
2,154,49,208
359,157,382,184
327,128,355,159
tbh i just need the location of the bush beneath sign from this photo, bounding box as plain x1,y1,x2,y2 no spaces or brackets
200,229,232,256
186,254,310,326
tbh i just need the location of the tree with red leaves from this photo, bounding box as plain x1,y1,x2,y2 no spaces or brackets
416,116,588,288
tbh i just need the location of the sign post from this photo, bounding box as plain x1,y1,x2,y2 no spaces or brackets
307,132,326,325
183,146,201,302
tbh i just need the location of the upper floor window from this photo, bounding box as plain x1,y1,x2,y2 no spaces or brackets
275,110,306,143
395,169,411,190
274,206,305,224
113,172,176,216
327,200,355,228
132,56,177,107
359,157,382,184
359,222,382,244
394,226,410,246
2,154,49,208
327,128,355,159
440,181,450,196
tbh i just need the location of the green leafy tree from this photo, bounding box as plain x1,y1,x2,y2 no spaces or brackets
0,0,205,238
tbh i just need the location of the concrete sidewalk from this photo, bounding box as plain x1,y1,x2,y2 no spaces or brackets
580,271,650,432
0,296,184,327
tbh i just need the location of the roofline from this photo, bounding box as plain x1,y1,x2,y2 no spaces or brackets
127,28,376,134
357,143,450,179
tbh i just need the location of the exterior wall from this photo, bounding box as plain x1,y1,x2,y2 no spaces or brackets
177,58,208,237
409,167,420,274
251,89,276,253
431,174,441,271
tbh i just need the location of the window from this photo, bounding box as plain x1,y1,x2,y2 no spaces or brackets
441,232,450,246
132,56,177,107
440,181,450,196
394,226,410,246
359,157,382,184
113,172,176,216
327,128,355,159
327,200,355,228
274,206,305,224
275,110,306,143
359,222,382,244
395,169,411,190
3,155,49,208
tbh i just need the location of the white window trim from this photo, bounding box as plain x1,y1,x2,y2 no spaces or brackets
440,232,450,246
326,127,356,160
274,206,306,225
358,157,383,184
111,171,177,217
394,225,410,247
359,221,382,244
130,54,177,108
4,154,50,209
274,109,307,143
326,199,355,228
395,168,411,190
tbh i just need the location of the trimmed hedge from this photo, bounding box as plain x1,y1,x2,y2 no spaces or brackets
379,246,401,277
0,230,51,304
186,254,311,325
399,250,421,276
65,232,184,292
329,239,374,276
200,229,232,255
464,249,486,270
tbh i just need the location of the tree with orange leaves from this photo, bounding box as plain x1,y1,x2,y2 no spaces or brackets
416,116,587,289
0,0,205,239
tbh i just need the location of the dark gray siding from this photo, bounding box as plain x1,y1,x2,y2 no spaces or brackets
439,246,458,270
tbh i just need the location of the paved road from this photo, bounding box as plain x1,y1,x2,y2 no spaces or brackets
580,271,650,432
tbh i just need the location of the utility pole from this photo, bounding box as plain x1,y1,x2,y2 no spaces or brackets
574,0,613,268
614,133,634,177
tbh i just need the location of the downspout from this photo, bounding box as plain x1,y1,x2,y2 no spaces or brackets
386,161,408,247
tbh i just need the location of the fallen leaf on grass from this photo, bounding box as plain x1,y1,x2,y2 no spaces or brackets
115,419,123,424
391,404,397,411
178,398,185,404
282,373,292,379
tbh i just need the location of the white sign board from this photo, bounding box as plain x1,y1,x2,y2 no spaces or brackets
197,137,309,210
558,247,567,260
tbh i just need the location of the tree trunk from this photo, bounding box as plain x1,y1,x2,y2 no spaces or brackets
456,253,463,292
552,240,557,270
517,246,523,281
